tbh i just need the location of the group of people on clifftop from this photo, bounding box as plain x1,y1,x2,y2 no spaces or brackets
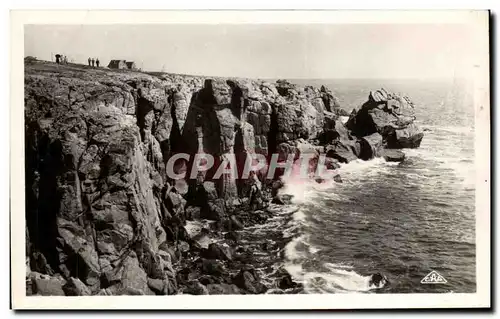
88,57,100,67
54,54,68,64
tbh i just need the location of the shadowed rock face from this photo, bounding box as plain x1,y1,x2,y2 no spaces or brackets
25,63,190,295
24,61,423,295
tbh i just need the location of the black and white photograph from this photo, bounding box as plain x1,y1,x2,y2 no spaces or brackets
10,10,490,310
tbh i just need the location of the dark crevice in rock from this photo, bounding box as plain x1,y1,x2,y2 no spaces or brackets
227,80,245,120
234,127,247,197
169,101,182,156
25,131,63,273
136,95,153,143
345,102,378,137
267,104,279,159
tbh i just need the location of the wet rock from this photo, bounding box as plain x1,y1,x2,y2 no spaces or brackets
381,149,406,162
358,132,383,160
315,177,325,183
369,272,389,288
272,194,293,205
324,157,341,170
325,140,358,163
278,273,299,290
271,180,285,197
333,174,343,183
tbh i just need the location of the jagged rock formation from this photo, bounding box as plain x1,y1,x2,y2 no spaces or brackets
24,61,423,295
346,88,424,148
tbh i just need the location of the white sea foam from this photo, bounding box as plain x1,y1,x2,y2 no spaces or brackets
282,231,378,293
284,250,375,293
302,268,373,293
402,134,475,189
293,210,307,222
285,235,308,261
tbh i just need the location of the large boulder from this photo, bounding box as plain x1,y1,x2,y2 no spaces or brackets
325,140,358,163
380,149,406,162
276,99,325,143
388,123,424,148
358,132,383,160
346,89,423,149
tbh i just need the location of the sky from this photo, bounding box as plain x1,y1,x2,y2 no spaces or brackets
24,24,479,80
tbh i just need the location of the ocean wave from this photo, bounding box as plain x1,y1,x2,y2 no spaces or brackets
402,147,475,189
277,157,401,205
283,232,381,294
302,267,374,294
284,252,377,293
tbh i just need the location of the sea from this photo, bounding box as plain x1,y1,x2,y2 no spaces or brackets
239,78,476,294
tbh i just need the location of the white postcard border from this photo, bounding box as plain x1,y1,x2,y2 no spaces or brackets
10,9,491,309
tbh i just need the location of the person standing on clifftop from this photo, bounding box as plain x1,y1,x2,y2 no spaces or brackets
96,58,100,67
91,58,95,67
88,57,91,66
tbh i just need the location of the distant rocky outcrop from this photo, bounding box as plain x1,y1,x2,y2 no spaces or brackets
346,88,424,148
24,61,423,296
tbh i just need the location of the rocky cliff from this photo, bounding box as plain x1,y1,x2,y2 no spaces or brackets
24,60,423,295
